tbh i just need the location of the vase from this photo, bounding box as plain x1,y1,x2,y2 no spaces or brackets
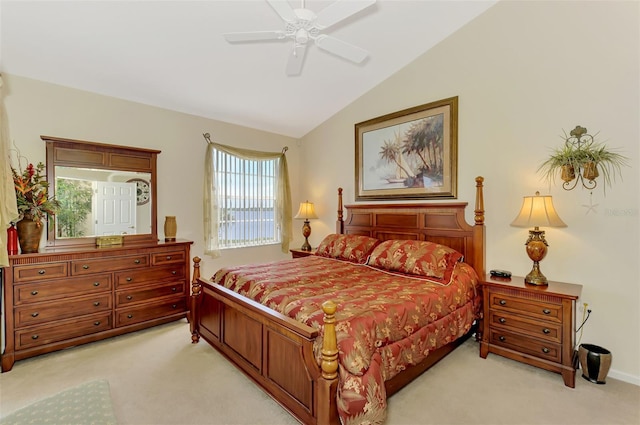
164,216,177,242
561,165,576,183
583,161,599,181
16,216,44,254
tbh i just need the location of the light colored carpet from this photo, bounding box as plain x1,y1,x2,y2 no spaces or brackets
1,319,638,424
0,379,117,425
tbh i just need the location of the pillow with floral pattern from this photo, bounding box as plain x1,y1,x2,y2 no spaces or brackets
367,239,464,280
315,234,381,264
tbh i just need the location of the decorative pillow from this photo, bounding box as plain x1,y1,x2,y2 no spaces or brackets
315,234,381,264
367,239,464,280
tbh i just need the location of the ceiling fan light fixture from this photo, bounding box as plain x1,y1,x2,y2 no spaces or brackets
223,0,376,75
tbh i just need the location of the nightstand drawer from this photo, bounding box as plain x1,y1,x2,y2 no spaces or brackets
489,292,562,322
489,329,561,363
489,311,561,343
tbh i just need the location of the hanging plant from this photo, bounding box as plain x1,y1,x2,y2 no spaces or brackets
537,126,629,193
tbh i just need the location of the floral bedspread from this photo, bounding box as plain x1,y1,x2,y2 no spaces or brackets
212,256,480,425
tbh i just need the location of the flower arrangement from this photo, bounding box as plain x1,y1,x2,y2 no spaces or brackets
11,161,60,226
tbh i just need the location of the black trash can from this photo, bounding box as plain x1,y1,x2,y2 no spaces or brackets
578,343,612,384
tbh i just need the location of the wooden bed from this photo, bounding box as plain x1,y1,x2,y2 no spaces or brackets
189,176,486,425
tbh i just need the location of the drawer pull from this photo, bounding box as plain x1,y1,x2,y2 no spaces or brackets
31,312,39,318
31,335,39,340
134,259,141,264
126,295,133,300
38,269,46,275
499,300,506,306
542,347,550,354
94,321,101,326
166,256,172,260
542,309,551,315
499,318,506,324
93,282,100,287
172,287,177,292
542,328,551,334
82,265,90,270
31,290,39,296
172,304,177,308
171,271,177,275
94,302,101,306
126,277,133,282
127,314,133,319
499,336,506,342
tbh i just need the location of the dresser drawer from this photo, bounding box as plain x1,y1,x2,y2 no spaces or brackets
71,255,149,275
114,265,185,288
116,282,186,306
489,292,562,322
14,275,112,305
16,313,112,350
489,328,561,363
13,262,68,283
151,250,186,265
15,294,112,328
116,298,187,327
488,311,561,343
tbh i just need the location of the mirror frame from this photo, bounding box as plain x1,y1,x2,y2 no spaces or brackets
44,135,160,247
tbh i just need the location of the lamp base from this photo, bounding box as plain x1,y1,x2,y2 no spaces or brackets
525,261,548,286
301,219,312,251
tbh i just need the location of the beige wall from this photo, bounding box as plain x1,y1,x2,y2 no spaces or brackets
3,74,301,279
301,1,639,383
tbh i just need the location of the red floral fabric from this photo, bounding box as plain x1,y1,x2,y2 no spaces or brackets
315,233,381,263
367,239,464,281
213,256,480,425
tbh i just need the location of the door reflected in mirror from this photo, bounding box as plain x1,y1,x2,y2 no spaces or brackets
55,166,152,239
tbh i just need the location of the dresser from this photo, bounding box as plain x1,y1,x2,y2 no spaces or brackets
1,240,192,372
479,275,582,387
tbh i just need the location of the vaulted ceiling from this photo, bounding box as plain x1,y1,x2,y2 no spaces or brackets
1,1,497,138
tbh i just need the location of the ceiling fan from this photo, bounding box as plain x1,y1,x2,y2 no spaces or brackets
224,0,376,76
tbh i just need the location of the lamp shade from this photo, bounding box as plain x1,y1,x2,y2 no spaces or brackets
511,192,567,228
294,201,318,220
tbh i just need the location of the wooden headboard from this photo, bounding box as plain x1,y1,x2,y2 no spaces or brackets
336,176,486,279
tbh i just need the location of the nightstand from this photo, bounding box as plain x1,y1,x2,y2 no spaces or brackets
290,249,315,258
479,274,582,387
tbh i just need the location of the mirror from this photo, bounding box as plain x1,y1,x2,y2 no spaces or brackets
44,136,160,247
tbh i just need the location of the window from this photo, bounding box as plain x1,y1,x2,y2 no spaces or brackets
214,148,279,248
203,140,292,258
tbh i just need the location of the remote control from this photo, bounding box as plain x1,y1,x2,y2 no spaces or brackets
490,269,512,278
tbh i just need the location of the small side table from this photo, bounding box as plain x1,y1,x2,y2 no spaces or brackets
290,249,315,258
479,274,582,387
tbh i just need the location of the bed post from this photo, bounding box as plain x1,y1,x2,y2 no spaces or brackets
190,256,202,344
336,187,344,234
473,176,486,278
318,300,339,425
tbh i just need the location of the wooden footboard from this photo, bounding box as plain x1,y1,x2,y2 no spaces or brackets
190,257,339,425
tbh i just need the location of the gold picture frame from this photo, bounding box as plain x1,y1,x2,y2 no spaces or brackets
355,96,458,201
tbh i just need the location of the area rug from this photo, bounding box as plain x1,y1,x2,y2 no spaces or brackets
0,380,118,425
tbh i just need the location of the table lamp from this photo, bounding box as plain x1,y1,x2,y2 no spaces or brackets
510,191,567,285
294,201,318,251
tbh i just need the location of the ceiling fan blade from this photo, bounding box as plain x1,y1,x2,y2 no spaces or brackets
315,34,368,63
315,0,376,30
224,31,287,42
286,43,308,76
267,0,297,23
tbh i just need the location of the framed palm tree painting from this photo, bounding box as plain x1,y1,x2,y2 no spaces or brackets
355,96,458,200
